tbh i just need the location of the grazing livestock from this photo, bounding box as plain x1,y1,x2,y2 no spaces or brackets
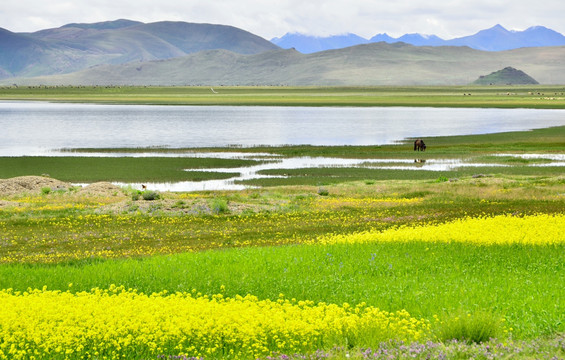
414,139,426,151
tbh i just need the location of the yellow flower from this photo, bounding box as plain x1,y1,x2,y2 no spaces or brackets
0,287,429,359
317,213,565,246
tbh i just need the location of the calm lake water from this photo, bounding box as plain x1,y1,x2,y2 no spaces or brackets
3,102,564,191
2,102,565,156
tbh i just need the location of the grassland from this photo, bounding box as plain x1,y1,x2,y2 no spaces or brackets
0,156,258,182
1,85,565,108
0,96,564,358
1,170,564,359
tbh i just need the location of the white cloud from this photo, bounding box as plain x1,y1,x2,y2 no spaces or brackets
1,0,563,40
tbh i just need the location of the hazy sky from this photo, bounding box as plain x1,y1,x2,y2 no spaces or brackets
2,0,564,40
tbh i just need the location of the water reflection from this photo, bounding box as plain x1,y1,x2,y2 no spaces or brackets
494,154,565,161
112,156,372,192
3,102,565,155
494,153,565,167
105,154,534,192
364,159,509,171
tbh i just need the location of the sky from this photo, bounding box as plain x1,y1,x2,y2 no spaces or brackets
2,0,564,40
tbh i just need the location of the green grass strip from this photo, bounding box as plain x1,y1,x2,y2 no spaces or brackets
1,241,564,339
0,156,260,182
2,85,565,108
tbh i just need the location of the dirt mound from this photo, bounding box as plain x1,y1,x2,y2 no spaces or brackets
77,182,126,198
0,176,71,196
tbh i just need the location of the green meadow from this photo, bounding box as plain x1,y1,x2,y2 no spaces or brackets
2,242,564,340
0,89,564,358
1,165,564,358
0,156,256,182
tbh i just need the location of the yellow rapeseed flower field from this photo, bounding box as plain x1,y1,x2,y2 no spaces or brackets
0,286,429,359
318,214,565,246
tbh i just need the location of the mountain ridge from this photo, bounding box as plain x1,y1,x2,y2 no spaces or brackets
272,24,565,53
7,42,565,86
59,19,144,30
0,19,279,79
3,20,565,86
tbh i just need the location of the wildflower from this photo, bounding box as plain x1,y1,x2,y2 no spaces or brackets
0,287,429,359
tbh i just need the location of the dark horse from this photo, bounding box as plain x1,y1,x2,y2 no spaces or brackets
414,139,426,151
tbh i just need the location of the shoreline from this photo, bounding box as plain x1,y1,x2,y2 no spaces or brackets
1,85,565,109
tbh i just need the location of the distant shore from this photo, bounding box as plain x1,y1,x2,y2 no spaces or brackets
1,85,565,108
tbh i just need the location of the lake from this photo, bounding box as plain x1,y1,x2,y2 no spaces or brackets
2,102,564,191
2,102,565,156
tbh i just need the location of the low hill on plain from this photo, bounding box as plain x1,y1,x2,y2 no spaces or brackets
9,42,565,86
473,67,539,85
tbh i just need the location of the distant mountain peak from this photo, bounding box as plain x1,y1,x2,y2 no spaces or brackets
271,32,368,53
525,25,548,31
273,24,565,53
474,24,510,36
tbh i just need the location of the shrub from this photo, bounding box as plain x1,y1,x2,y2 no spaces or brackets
41,187,51,195
317,187,329,196
142,191,160,201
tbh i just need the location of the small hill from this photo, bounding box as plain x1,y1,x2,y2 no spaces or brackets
472,66,539,85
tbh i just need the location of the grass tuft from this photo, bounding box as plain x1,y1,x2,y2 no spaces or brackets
436,310,504,344
210,197,230,214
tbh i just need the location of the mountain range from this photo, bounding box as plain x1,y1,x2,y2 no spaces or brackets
271,24,565,53
1,20,565,86
8,42,565,86
0,19,278,79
